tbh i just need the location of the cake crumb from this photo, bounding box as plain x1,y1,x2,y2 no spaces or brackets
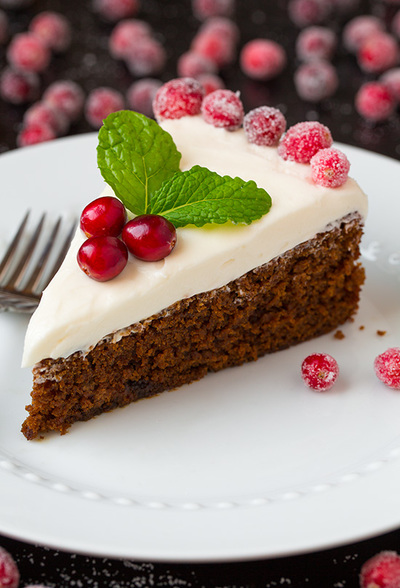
359,325,365,330
334,330,345,340
377,330,387,337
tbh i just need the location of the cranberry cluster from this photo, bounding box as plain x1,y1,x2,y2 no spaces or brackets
77,196,177,282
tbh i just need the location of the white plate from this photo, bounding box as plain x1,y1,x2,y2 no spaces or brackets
0,135,399,563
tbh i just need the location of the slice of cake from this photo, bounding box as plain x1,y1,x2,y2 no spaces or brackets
21,80,368,440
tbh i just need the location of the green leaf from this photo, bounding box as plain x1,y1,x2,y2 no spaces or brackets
149,165,272,227
97,110,182,215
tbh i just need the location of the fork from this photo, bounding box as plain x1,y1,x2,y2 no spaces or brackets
0,211,76,313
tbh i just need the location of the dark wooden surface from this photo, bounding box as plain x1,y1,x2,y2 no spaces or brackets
1,0,400,586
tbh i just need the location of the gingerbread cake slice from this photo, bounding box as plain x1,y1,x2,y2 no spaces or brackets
21,81,368,439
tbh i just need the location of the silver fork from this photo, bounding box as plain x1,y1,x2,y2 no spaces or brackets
0,211,76,313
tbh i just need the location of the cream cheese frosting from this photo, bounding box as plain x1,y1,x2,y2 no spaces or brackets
22,115,368,366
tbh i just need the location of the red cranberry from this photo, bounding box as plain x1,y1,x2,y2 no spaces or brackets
43,80,85,122
197,72,225,94
177,51,217,78
92,0,140,22
191,26,236,68
0,67,39,104
77,235,128,281
192,0,235,20
288,0,332,27
296,26,337,62
201,88,244,130
343,15,385,54
294,60,338,102
29,11,71,53
301,353,339,391
124,36,166,77
153,77,205,122
243,106,286,146
278,121,333,163
360,550,400,588
7,32,51,73
310,147,350,188
126,78,162,118
357,32,399,74
80,196,127,238
17,122,56,147
381,68,400,102
240,39,287,81
24,100,69,135
84,87,125,128
108,18,151,59
0,546,20,588
374,348,400,390
122,214,177,262
355,81,396,122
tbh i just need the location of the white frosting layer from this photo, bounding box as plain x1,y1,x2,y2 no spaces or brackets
22,116,368,366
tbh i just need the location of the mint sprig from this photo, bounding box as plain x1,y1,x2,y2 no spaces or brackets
97,111,272,226
149,166,271,227
97,110,182,215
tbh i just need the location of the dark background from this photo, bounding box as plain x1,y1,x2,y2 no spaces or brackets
1,0,400,586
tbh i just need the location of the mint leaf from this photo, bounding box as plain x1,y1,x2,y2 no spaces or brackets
97,110,181,215
149,165,272,227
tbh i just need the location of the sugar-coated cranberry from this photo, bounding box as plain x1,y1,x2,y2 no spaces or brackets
0,67,39,104
357,32,399,74
126,78,162,118
301,353,339,391
355,82,396,122
381,68,400,102
240,39,286,81
288,0,332,27
310,147,350,188
343,15,385,54
109,18,151,59
84,87,125,128
374,348,400,390
122,214,177,262
200,16,240,44
124,36,166,77
177,51,217,78
92,0,140,22
201,88,244,130
191,20,237,68
29,11,71,53
17,122,56,147
0,546,20,588
0,9,8,44
192,0,235,20
360,550,400,588
296,26,337,62
43,80,85,122
80,196,127,238
197,72,225,94
243,106,287,146
294,60,338,102
278,121,333,164
153,77,204,122
24,101,69,135
77,235,128,281
7,32,51,73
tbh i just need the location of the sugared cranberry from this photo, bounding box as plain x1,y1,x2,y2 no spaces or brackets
191,26,236,68
153,77,204,122
374,348,400,390
24,101,69,135
310,147,350,188
278,121,333,163
0,67,39,104
0,9,8,45
357,32,399,74
301,353,339,391
201,88,244,130
124,36,166,77
108,18,151,59
243,106,286,146
288,0,332,27
197,72,225,94
92,0,140,22
126,78,162,117
29,11,71,53
200,16,240,44
77,235,128,281
43,80,85,122
122,214,177,262
84,87,125,128
296,26,337,62
360,550,400,588
355,82,396,122
240,39,286,81
192,0,235,20
0,546,20,588
17,122,56,147
294,60,338,102
381,68,400,102
80,196,127,238
177,51,217,78
7,32,51,73
343,15,385,54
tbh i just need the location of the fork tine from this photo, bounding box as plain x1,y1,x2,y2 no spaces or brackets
4,213,46,291
44,220,76,286
22,216,62,294
0,210,30,283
